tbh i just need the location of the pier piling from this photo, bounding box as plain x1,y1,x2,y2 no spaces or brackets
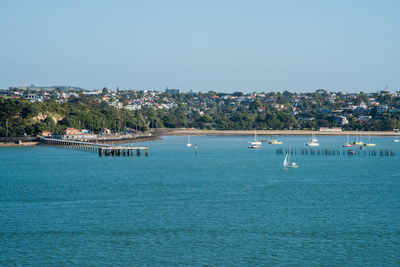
276,147,396,158
39,137,149,158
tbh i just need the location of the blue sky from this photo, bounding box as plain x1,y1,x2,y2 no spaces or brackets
0,0,399,92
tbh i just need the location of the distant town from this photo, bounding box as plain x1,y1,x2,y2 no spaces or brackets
1,84,400,138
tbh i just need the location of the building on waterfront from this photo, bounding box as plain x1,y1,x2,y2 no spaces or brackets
64,128,82,135
53,133,98,140
319,127,342,132
102,128,112,135
52,128,97,140
40,131,51,137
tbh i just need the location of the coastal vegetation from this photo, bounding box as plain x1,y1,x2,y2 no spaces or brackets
1,88,400,137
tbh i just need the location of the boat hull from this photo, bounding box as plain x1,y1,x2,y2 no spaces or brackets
306,143,319,146
269,141,282,144
352,142,364,146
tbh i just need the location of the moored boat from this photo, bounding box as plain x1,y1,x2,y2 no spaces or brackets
306,133,319,146
248,130,262,148
185,134,192,147
363,132,375,146
393,130,400,142
343,134,352,147
268,135,282,144
352,130,364,145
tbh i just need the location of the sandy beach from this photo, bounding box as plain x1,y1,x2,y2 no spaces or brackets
0,142,39,147
152,129,399,137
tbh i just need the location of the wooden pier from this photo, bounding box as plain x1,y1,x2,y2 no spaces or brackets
40,137,148,157
276,147,396,157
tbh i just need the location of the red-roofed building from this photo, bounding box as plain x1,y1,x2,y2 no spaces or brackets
40,131,51,137
64,128,82,135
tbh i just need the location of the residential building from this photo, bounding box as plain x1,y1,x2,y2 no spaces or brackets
377,105,388,114
40,131,51,137
64,128,82,135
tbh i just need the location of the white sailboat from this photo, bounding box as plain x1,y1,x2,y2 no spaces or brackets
283,149,298,168
306,132,319,146
393,130,400,143
343,134,352,147
185,134,192,147
248,130,262,148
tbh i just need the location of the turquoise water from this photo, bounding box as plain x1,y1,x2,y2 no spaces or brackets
0,136,399,266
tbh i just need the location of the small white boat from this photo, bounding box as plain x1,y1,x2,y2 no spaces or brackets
306,133,319,146
283,150,298,168
393,130,400,142
343,134,352,147
248,130,262,148
248,144,261,149
185,134,192,147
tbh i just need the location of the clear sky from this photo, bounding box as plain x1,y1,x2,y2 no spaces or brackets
0,0,399,92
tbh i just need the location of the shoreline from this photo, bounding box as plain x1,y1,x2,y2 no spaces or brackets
152,129,399,137
1,129,398,147
96,136,161,144
0,142,39,147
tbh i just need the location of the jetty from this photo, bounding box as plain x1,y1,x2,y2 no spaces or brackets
40,137,148,157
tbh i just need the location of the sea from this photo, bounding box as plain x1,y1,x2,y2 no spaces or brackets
0,135,399,266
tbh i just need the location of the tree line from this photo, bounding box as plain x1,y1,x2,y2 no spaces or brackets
0,97,399,137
